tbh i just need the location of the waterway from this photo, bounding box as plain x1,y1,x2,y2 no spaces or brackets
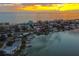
25,31,79,56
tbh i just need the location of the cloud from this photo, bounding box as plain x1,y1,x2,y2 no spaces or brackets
16,3,79,11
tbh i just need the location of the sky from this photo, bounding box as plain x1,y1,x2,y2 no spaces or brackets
16,3,79,11
1,3,79,11
0,3,79,23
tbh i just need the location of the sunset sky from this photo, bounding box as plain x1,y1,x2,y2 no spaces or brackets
1,3,79,23
0,3,79,12
16,3,79,11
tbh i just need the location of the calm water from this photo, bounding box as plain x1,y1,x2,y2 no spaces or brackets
26,31,79,56
0,12,16,23
0,12,33,23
